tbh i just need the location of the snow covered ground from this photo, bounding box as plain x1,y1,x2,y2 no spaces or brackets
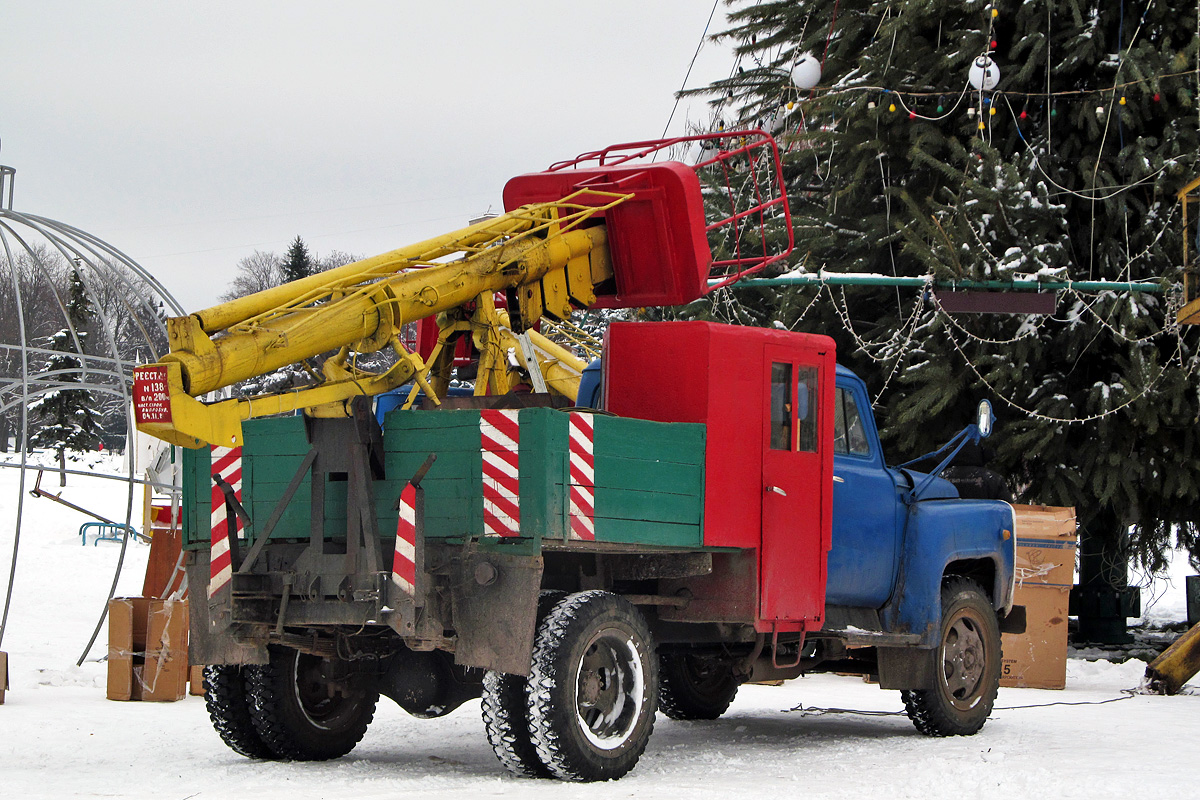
1,456,1197,799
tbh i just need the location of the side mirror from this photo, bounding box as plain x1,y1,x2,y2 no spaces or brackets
976,399,995,438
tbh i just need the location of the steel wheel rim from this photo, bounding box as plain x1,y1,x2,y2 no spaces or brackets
939,608,988,711
573,627,644,751
292,653,357,731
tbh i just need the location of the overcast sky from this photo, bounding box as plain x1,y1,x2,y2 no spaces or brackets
2,1,734,310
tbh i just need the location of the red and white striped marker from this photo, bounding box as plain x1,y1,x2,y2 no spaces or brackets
481,409,521,537
568,413,595,541
391,483,417,595
209,446,243,598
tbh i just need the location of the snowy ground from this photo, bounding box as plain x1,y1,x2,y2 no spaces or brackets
1,455,1197,799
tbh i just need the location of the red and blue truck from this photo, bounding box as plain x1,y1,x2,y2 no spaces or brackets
134,132,1022,781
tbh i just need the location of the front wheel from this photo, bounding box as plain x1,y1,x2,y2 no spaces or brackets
245,645,378,761
527,591,657,782
902,577,1001,736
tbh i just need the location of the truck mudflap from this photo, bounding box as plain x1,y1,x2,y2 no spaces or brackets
881,498,1017,648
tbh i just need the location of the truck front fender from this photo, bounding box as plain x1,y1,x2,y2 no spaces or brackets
881,499,1016,648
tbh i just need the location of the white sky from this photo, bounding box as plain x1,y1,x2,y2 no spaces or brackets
1,1,734,310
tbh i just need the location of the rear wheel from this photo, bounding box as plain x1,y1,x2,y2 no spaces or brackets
902,578,1001,736
658,650,739,720
527,591,657,782
481,591,566,778
203,664,276,759
245,645,378,761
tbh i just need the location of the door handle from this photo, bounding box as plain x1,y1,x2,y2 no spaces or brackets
833,475,845,484
765,485,787,497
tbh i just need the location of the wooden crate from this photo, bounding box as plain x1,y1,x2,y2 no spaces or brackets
183,408,706,551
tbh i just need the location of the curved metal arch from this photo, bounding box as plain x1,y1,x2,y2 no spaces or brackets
0,196,183,663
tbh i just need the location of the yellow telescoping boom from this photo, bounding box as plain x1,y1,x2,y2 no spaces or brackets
132,133,792,449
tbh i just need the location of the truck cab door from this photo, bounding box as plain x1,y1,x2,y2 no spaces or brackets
759,346,829,625
824,377,902,608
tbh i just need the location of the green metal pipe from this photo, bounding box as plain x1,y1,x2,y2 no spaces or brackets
734,274,1165,293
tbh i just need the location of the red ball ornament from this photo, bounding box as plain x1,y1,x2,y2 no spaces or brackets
1019,110,1027,119
909,111,917,119
991,40,998,48
1153,93,1161,102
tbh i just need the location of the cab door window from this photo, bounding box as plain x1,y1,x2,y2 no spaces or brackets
834,387,870,456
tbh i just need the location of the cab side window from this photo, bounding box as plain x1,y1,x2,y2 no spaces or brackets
795,366,818,453
769,363,792,451
834,387,870,456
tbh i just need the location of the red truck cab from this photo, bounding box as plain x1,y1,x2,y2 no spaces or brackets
603,320,836,634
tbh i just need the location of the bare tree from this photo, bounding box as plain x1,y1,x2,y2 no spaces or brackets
219,250,283,302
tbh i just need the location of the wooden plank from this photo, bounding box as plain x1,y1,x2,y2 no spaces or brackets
592,415,705,463
592,455,705,494
587,485,702,526
242,417,310,456
591,517,702,548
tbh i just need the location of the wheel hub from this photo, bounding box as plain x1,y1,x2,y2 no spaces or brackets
942,614,986,708
573,629,644,750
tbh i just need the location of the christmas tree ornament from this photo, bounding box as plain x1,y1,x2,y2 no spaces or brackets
1153,92,1161,102
992,8,999,18
790,53,822,90
867,100,876,109
968,106,977,118
991,40,998,49
937,95,945,113
1096,105,1105,117
1119,96,1126,105
990,107,997,116
909,111,917,120
889,103,897,112
978,120,986,130
969,56,1001,91
1019,109,1028,120
787,101,795,110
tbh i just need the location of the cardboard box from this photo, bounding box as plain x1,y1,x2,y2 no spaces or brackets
1012,504,1077,589
1002,585,1071,689
189,664,206,697
0,650,8,704
107,598,189,701
1001,505,1077,689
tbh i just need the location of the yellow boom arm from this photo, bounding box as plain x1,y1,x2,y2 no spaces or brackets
135,192,625,448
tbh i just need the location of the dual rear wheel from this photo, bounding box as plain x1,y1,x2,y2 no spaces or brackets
203,645,377,762
482,590,658,782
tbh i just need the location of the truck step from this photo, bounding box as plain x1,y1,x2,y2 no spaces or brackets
818,629,924,648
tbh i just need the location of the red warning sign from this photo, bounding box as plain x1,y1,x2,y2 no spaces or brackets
133,365,172,424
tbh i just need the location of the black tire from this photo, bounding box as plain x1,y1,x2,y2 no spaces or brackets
902,578,1001,737
658,650,740,720
527,591,658,782
245,645,378,761
202,664,277,760
481,591,566,778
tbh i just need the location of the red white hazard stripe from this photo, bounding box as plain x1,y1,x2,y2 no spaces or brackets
392,483,417,595
209,446,242,598
568,414,595,541
481,409,521,537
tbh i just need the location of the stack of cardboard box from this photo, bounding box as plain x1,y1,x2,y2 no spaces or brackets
107,597,189,702
1001,505,1077,690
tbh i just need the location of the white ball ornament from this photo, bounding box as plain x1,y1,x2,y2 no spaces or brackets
968,56,1001,91
790,53,822,90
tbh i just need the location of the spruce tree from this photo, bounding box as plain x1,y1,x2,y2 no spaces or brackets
704,0,1200,640
281,236,314,284
29,269,100,484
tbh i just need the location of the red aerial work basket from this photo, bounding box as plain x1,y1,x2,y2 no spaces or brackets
503,130,793,309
